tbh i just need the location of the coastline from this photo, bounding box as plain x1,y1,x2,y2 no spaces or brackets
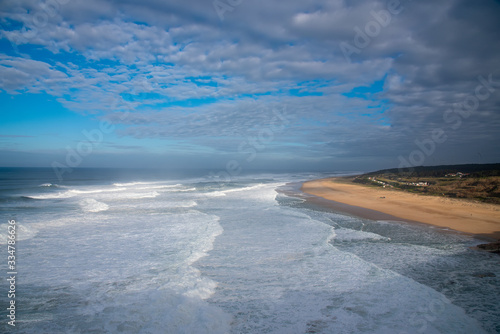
301,177,500,241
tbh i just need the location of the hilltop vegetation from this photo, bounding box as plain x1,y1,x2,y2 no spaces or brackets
352,163,500,204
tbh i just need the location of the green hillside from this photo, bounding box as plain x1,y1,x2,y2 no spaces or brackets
353,163,500,204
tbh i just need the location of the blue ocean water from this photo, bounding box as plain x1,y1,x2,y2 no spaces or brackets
0,168,499,333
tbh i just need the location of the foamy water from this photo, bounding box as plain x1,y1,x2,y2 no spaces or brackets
0,169,498,333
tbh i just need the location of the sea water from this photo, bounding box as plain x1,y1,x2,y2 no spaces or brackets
0,168,498,333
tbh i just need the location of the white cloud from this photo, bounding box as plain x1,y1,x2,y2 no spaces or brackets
1,0,500,168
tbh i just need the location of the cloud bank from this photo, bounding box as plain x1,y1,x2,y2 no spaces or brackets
1,0,499,170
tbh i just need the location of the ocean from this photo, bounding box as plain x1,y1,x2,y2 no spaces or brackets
0,168,499,333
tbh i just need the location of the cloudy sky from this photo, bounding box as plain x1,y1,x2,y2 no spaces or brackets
1,0,499,172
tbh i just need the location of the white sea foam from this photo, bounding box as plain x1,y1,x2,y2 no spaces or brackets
82,290,231,334
29,189,161,201
71,188,123,194
202,191,226,198
5,177,495,334
79,198,109,212
110,191,160,199
170,187,197,192
112,181,167,187
113,200,198,211
15,205,229,333
203,183,272,198
135,183,183,190
27,187,124,199
38,183,63,188
195,184,487,334
0,223,38,244
333,228,391,242
27,191,78,199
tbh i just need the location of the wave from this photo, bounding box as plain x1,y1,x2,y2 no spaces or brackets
136,184,181,189
169,187,196,192
71,188,123,194
112,181,168,187
19,196,39,201
0,223,38,244
135,184,188,191
38,183,63,188
79,198,109,213
203,184,268,197
333,228,391,242
25,187,125,200
112,191,160,199
26,192,78,199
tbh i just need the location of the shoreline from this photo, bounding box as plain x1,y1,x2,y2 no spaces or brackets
301,177,500,241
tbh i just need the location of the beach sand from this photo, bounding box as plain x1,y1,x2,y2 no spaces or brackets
301,177,500,240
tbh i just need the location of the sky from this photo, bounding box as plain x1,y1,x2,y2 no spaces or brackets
0,0,499,173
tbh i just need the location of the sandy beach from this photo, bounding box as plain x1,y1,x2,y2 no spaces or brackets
301,177,500,240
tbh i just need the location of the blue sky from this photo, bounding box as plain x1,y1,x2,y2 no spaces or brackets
1,0,500,172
